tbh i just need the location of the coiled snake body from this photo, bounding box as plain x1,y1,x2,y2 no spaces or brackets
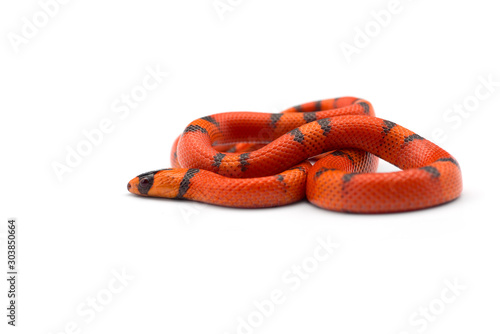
127,97,462,213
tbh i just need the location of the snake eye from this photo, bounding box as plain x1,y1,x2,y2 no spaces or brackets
137,175,154,194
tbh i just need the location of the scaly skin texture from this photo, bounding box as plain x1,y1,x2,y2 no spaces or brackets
128,97,462,213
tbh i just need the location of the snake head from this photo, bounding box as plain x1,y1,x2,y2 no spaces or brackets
127,168,185,198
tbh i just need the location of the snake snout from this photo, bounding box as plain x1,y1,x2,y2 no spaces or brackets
127,176,141,195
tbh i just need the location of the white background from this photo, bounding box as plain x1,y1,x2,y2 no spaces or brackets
1,0,499,333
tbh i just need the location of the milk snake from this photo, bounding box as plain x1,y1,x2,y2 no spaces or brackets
127,97,462,213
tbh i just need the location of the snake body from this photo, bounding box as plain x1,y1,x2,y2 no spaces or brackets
127,97,462,213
